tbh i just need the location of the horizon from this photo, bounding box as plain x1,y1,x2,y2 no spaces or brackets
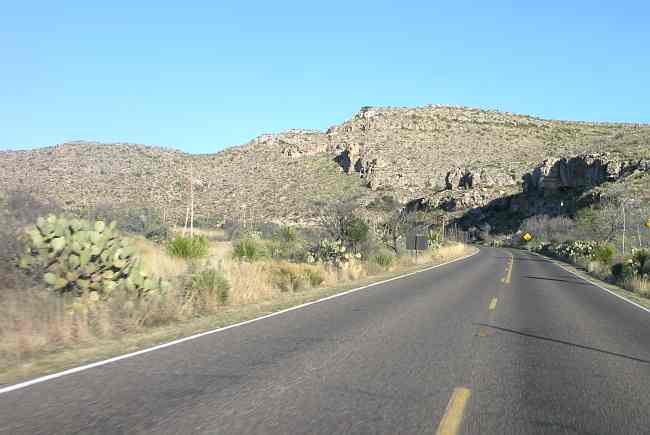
3,102,650,155
2,1,649,153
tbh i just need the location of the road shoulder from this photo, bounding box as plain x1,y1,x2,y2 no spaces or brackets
519,249,650,312
1,246,479,390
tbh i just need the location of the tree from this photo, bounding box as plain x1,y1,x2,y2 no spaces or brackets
342,216,369,247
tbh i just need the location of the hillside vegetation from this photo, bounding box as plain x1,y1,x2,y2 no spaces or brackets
2,105,649,226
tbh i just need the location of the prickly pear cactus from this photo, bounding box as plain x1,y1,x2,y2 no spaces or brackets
19,214,170,298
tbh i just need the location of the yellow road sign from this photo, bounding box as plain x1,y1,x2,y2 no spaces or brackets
522,232,533,242
646,218,650,229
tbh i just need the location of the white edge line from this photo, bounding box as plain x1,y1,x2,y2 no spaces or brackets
0,248,480,395
526,250,650,315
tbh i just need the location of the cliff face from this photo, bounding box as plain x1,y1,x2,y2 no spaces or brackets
523,153,650,194
1,105,649,225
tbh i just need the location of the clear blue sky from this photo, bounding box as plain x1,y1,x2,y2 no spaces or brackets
2,1,649,154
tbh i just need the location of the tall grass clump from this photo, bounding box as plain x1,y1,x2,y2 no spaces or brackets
166,235,209,259
185,268,231,312
232,238,267,261
372,252,394,269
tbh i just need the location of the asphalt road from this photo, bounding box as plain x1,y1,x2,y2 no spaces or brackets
1,248,650,434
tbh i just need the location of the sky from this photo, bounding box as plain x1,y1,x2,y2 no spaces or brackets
1,1,649,154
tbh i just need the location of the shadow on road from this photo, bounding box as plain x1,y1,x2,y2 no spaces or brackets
524,275,591,286
474,322,650,365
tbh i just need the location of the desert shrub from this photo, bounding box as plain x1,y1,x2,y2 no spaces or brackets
267,239,308,262
590,243,616,265
188,268,230,306
302,266,324,287
631,248,649,272
372,252,394,269
612,262,635,283
309,239,360,266
273,264,306,292
342,216,369,247
166,235,209,259
232,238,267,261
266,225,309,261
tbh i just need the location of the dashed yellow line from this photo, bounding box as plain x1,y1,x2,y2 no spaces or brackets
488,297,498,311
435,387,472,435
501,255,513,284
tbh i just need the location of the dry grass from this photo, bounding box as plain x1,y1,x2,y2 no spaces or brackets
130,237,188,280
586,260,610,281
0,240,471,376
626,276,649,298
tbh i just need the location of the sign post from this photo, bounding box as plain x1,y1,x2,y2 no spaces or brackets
407,232,429,263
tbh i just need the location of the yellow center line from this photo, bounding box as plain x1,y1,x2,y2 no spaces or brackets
501,256,514,284
435,387,472,435
488,297,498,311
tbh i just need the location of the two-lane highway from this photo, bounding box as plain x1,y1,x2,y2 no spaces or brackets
1,248,649,434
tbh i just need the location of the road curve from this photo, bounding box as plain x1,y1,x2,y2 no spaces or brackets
1,248,649,434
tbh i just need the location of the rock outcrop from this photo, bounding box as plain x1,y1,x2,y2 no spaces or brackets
523,153,650,194
250,129,329,158
445,167,516,190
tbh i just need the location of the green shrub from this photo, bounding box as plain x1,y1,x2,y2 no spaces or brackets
267,227,308,261
18,214,168,297
591,243,615,265
189,268,230,305
166,235,209,258
233,238,266,261
612,262,635,283
342,217,369,246
372,252,394,269
302,267,324,287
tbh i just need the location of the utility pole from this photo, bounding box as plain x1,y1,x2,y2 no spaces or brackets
190,167,195,238
622,201,626,255
183,207,189,237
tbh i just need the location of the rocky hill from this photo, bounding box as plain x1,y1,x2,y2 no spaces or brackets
1,105,649,226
